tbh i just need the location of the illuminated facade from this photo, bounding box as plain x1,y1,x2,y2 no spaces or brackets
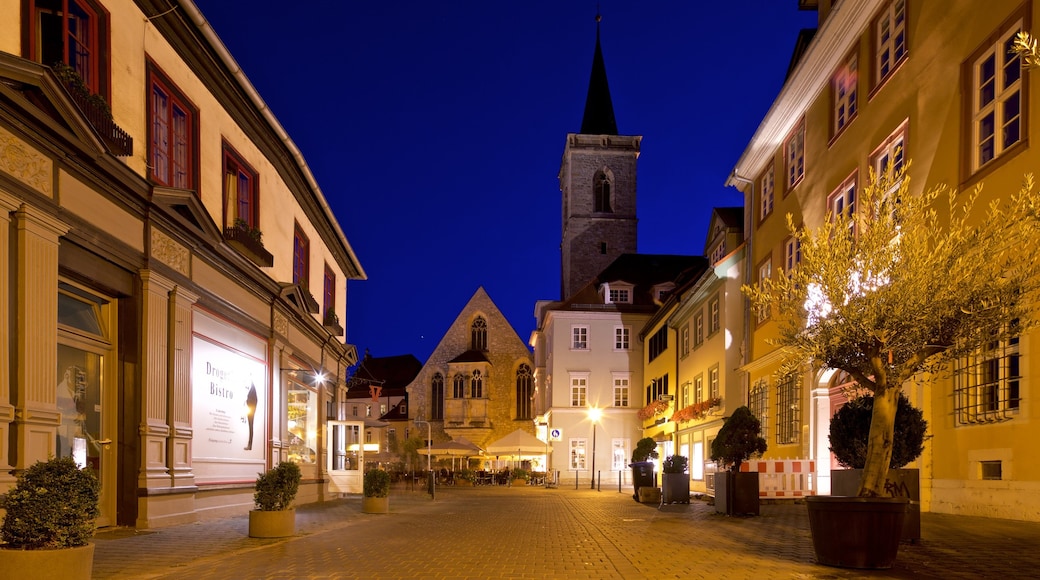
730,0,1040,520
0,0,364,527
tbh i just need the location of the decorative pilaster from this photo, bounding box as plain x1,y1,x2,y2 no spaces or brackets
11,203,69,468
168,284,199,488
139,270,175,488
0,192,20,477
810,377,834,496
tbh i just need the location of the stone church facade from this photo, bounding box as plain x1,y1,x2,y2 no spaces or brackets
406,288,535,455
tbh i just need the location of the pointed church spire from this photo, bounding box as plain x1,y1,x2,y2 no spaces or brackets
580,13,619,135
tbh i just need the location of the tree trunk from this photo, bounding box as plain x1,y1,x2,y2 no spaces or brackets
857,386,899,497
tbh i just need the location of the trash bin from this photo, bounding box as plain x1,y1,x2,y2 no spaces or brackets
629,461,655,502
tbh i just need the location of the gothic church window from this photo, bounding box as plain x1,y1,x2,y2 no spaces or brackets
431,373,444,420
471,317,487,351
470,370,484,398
594,170,612,213
452,374,465,398
516,364,533,420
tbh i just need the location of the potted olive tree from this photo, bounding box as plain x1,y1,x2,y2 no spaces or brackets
829,393,927,542
628,437,659,503
0,456,99,580
362,468,391,514
710,406,767,516
742,162,1040,568
248,461,301,538
661,455,690,504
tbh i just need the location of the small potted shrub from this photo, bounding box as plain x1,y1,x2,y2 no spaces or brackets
710,406,767,516
629,437,660,503
248,461,301,538
509,468,529,487
455,468,476,486
827,393,927,542
362,468,391,514
661,455,690,504
0,456,99,580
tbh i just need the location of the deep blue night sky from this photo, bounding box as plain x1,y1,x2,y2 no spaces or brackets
191,1,818,364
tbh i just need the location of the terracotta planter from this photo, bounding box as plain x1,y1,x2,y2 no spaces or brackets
0,542,94,580
831,468,920,542
248,508,296,538
806,496,908,569
362,495,390,514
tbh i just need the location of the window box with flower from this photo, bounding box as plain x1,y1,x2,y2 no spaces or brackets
670,397,722,423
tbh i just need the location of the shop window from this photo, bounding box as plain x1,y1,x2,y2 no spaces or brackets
287,380,318,463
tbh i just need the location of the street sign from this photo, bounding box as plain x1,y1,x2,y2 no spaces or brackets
549,428,562,441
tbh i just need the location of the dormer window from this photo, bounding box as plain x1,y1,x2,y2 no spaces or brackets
603,282,633,304
652,282,676,303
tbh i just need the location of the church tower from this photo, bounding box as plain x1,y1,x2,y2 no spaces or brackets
559,14,642,299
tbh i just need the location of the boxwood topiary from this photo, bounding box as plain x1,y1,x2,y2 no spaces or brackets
662,455,689,474
363,469,391,498
631,437,659,463
253,461,301,511
829,393,927,469
710,406,768,472
0,456,100,549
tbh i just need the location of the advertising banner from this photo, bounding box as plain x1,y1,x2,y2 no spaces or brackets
192,335,267,465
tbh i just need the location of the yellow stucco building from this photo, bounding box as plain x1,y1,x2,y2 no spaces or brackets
730,0,1040,520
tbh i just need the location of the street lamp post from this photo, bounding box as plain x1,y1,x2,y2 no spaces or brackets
588,407,602,490
414,418,433,499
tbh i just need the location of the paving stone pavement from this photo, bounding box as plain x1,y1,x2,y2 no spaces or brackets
91,484,1040,579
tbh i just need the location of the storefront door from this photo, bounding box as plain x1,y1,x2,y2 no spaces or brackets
57,283,117,527
326,420,363,494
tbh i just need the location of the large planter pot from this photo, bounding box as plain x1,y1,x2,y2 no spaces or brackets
248,508,296,538
806,495,909,569
629,461,656,501
831,468,920,542
715,471,759,515
0,543,94,580
362,495,390,514
662,473,690,504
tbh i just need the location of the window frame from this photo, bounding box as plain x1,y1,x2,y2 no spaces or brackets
571,325,589,351
785,119,806,191
828,171,858,237
613,374,630,408
873,0,908,89
147,62,197,190
614,326,631,351
966,13,1027,176
570,375,588,407
28,0,111,98
516,364,533,420
832,50,859,137
708,295,721,336
775,373,800,445
292,222,310,289
759,162,775,224
222,142,260,231
756,256,772,324
694,311,705,348
322,264,336,320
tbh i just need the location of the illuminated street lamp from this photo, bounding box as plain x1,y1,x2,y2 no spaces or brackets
588,407,602,489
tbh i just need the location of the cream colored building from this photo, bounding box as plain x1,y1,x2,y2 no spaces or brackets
0,0,364,528
730,0,1040,520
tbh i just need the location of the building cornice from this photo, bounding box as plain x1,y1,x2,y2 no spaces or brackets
727,0,877,185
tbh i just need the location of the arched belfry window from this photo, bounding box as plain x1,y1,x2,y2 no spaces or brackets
516,364,533,420
594,170,613,213
471,317,488,351
431,373,444,420
470,370,484,398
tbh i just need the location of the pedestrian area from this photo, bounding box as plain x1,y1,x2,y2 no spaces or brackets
92,484,1040,579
